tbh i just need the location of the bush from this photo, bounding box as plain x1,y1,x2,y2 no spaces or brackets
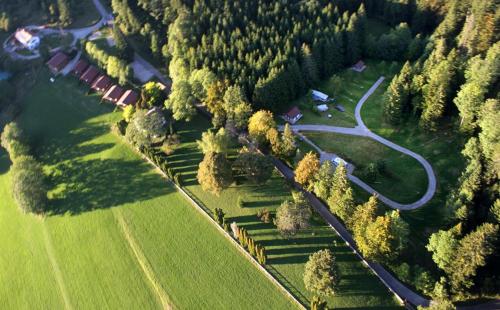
174,173,182,186
257,208,272,223
11,155,48,213
376,159,387,174
237,196,244,208
1,122,29,160
362,163,379,182
110,119,127,136
213,207,225,226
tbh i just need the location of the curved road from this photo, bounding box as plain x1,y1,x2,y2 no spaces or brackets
288,77,437,210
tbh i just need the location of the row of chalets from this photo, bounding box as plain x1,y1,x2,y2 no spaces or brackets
46,51,138,108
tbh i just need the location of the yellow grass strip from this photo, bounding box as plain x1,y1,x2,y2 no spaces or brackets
113,209,173,310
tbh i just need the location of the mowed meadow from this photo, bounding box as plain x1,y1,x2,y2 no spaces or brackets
0,69,296,309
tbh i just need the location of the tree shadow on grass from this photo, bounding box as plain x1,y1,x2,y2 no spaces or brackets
0,150,11,175
48,157,173,215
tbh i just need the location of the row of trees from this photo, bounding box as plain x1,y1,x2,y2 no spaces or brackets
84,41,133,86
1,122,48,214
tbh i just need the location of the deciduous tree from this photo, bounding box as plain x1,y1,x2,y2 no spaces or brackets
304,249,340,297
197,152,233,195
294,152,320,189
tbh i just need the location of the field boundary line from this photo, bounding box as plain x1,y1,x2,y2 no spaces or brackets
120,139,306,310
41,223,73,310
112,209,173,310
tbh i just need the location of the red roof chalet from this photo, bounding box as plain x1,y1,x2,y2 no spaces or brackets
283,106,303,124
72,59,89,78
117,90,139,107
103,85,124,103
91,75,111,93
46,52,69,74
80,66,99,85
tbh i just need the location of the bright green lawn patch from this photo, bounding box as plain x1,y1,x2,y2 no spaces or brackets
360,75,465,265
1,69,296,309
283,60,401,127
168,117,401,309
303,132,428,204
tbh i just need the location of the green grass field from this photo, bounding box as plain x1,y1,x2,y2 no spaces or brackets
302,132,428,204
0,69,297,309
168,116,401,309
284,60,401,127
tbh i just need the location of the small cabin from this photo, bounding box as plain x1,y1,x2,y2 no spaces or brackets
117,90,139,107
46,52,69,74
283,106,303,124
103,85,125,103
91,75,112,93
80,66,99,85
72,59,89,78
352,60,367,72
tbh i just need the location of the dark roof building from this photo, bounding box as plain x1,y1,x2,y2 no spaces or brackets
103,85,124,103
117,90,139,107
72,59,89,77
46,52,69,74
282,106,303,124
91,75,111,93
80,66,99,85
351,60,367,72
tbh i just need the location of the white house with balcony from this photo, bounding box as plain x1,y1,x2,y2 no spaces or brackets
14,28,40,50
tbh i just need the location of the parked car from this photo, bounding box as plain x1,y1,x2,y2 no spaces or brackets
335,104,345,112
332,157,347,167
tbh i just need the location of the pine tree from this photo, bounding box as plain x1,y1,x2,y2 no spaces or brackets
327,162,354,221
384,62,412,124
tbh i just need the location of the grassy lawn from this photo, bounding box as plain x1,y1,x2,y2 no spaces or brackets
167,116,401,309
1,69,296,309
69,0,101,28
283,60,401,127
360,74,465,266
40,33,74,50
302,132,428,204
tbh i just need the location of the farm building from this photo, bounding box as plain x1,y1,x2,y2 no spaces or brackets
80,66,99,85
46,52,69,74
91,75,112,93
312,90,329,102
103,85,125,103
117,90,139,107
352,60,367,72
72,59,89,78
282,106,303,124
14,28,40,50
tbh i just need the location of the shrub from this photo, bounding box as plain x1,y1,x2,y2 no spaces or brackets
213,207,225,226
237,196,244,208
310,296,327,310
257,208,272,223
362,163,379,182
1,122,29,160
376,159,387,174
174,173,182,186
11,155,48,214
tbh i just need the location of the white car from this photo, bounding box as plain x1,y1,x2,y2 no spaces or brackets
332,157,347,167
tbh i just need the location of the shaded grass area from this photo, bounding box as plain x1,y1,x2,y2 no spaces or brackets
303,131,428,204
168,116,401,309
360,75,465,268
1,69,296,309
282,60,401,127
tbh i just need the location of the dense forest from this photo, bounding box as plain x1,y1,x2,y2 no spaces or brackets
109,0,500,302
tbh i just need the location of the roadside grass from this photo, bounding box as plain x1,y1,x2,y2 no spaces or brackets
282,60,401,127
2,69,297,309
360,75,465,265
168,116,401,309
302,131,428,204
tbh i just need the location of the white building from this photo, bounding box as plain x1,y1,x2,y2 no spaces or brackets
317,104,328,112
312,90,329,102
15,28,40,50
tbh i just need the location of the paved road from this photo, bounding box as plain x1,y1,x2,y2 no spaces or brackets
272,158,430,308
287,77,437,210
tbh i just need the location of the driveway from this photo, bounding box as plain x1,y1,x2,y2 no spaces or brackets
284,77,437,210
